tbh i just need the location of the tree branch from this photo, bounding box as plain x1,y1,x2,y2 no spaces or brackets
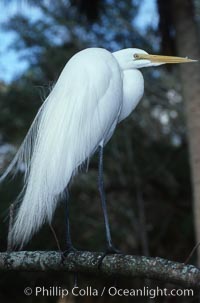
0,251,199,288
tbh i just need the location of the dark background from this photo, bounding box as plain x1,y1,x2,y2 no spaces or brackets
0,0,199,302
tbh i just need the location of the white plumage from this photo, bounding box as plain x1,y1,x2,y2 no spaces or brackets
1,47,192,247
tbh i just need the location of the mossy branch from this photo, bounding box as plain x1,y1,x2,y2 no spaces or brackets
0,251,199,288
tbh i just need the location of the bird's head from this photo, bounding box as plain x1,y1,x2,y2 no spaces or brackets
113,48,197,70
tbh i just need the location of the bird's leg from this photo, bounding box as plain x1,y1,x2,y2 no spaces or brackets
62,189,76,259
98,145,120,254
61,190,78,286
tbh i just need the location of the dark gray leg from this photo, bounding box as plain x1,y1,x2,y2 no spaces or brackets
62,190,78,286
63,189,76,254
97,145,121,269
98,145,119,253
98,145,112,249
63,190,78,286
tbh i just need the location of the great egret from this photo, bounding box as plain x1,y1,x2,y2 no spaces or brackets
0,48,195,251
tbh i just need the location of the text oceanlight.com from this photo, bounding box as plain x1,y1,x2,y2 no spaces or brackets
24,286,194,298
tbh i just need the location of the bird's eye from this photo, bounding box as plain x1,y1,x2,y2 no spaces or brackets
134,54,140,59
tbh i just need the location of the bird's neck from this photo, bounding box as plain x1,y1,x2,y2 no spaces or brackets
118,69,144,122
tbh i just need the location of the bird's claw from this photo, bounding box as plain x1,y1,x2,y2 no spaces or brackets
61,246,77,263
61,247,79,288
106,246,122,254
98,245,122,269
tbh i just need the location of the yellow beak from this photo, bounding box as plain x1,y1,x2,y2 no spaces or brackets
134,53,197,64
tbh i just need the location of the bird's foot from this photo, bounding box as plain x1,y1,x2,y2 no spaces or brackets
61,246,78,287
106,245,121,254
61,245,77,263
98,245,122,269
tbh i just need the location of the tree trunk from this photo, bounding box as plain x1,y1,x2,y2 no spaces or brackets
170,0,200,264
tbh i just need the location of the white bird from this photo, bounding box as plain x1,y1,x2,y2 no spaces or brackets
0,47,195,250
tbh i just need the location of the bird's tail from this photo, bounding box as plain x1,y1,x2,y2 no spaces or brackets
0,70,94,248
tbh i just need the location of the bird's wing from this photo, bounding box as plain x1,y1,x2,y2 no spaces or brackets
5,48,123,247
52,48,123,170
